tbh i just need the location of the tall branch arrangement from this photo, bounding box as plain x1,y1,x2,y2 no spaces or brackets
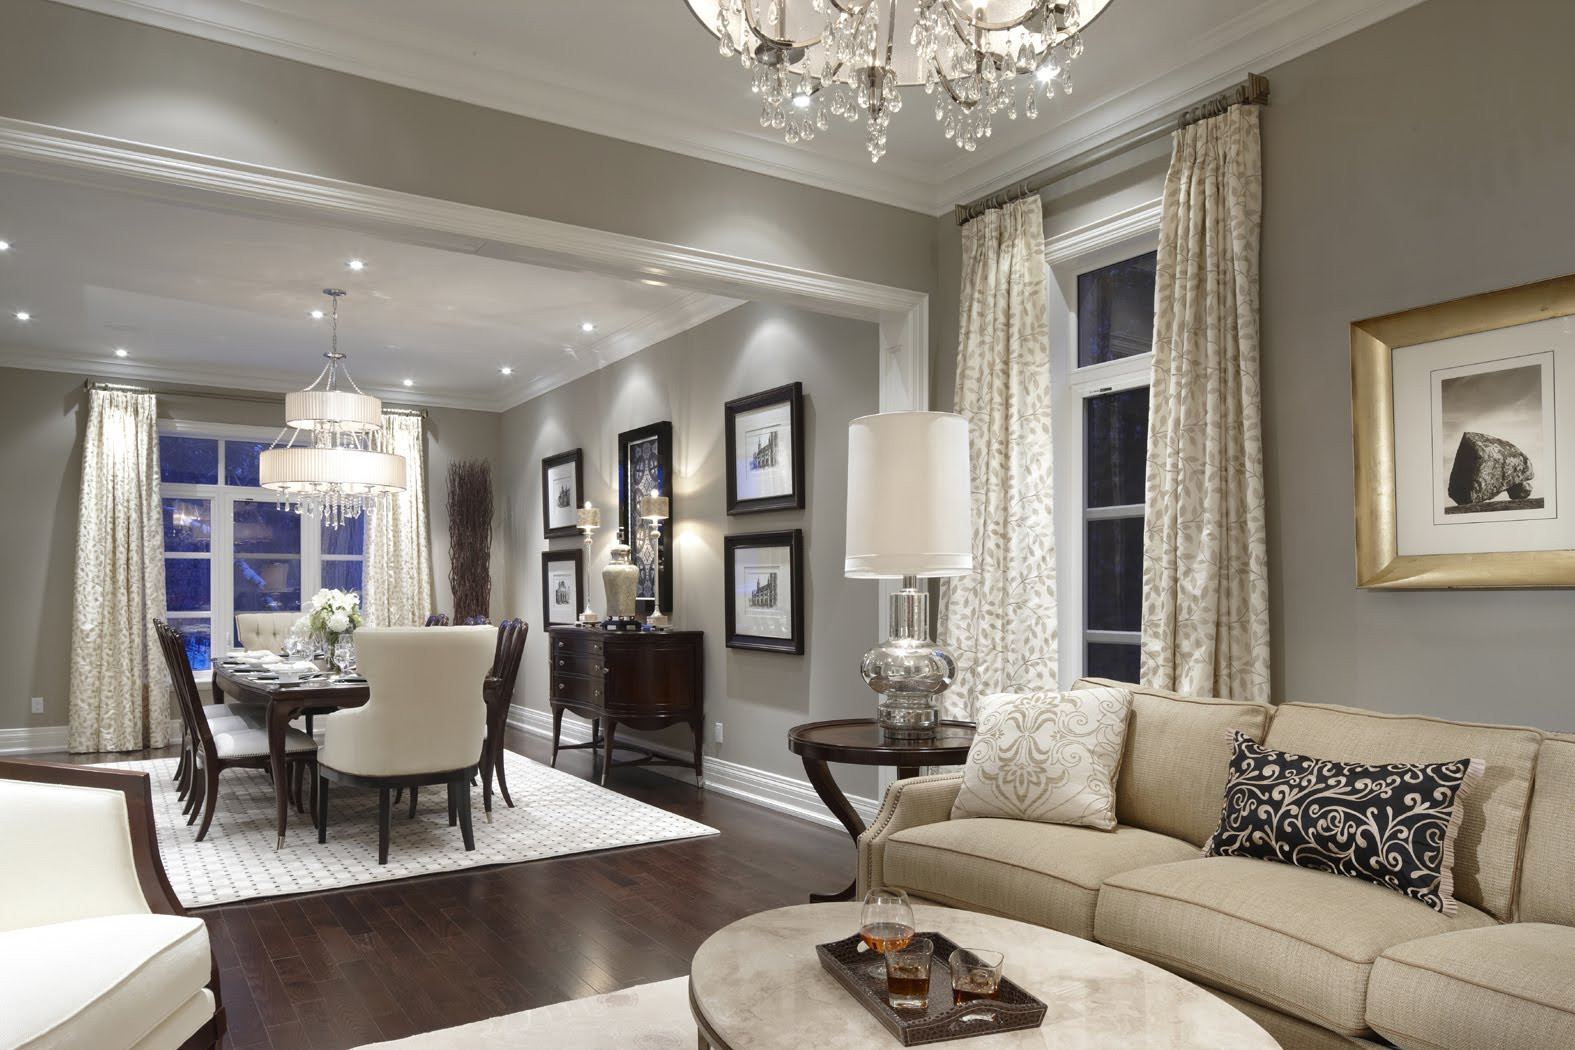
447,459,493,622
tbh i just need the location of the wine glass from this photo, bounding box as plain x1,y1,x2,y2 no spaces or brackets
332,640,354,678
860,887,915,976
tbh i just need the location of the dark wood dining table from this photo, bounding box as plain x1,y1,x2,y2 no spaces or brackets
211,663,369,850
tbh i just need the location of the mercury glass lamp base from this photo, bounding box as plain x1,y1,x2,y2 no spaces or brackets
877,695,940,738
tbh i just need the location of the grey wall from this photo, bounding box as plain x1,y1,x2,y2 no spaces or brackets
0,363,500,732
1260,0,1575,726
499,302,884,795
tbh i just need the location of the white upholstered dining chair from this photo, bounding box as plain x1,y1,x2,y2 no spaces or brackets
315,625,496,864
234,611,300,653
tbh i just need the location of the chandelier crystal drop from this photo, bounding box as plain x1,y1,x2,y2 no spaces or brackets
688,0,1107,161
259,289,406,528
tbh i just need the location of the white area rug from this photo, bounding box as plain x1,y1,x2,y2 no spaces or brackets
350,978,693,1049
97,754,717,908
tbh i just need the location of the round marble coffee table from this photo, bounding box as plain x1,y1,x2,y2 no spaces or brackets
689,903,1276,1049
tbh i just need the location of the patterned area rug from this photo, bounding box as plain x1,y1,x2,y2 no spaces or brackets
97,754,717,908
350,978,693,1049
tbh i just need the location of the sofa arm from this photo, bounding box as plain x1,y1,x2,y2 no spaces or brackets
857,774,964,898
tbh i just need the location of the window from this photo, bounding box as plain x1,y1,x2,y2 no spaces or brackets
158,424,365,673
1051,245,1157,683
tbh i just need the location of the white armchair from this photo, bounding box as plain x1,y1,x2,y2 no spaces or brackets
315,625,496,864
0,760,223,1050
234,611,300,652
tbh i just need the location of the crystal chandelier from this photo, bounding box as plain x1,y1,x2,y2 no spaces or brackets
685,0,1110,161
259,289,406,528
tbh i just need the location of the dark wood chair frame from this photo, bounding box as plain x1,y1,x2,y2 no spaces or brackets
424,613,451,626
156,620,319,842
0,758,227,1050
317,762,479,865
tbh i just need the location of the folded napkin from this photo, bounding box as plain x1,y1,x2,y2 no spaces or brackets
243,650,282,664
279,661,319,673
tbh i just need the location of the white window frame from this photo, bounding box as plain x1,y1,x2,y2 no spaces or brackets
1048,215,1161,684
158,420,364,679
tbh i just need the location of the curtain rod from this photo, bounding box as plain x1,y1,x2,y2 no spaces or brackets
953,72,1270,226
81,379,429,418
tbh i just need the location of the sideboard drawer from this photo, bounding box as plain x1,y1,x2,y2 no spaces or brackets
553,634,605,659
551,651,605,678
553,674,604,706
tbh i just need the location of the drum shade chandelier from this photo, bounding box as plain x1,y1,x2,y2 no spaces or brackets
684,0,1110,161
259,289,406,528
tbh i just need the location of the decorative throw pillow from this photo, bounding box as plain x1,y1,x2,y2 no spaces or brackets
1204,731,1483,914
950,687,1133,830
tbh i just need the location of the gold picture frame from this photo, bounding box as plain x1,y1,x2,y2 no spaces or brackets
1352,273,1575,588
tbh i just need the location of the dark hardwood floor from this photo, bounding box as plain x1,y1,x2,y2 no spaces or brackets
28,727,854,1050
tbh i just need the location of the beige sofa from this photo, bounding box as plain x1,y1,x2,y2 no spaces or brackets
857,678,1575,1050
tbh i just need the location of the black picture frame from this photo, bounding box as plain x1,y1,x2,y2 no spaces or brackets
540,448,583,539
725,381,805,515
724,529,804,654
617,421,674,617
540,548,585,627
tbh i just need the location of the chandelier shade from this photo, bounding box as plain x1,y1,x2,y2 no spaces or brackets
683,0,1113,160
259,446,407,495
284,389,383,432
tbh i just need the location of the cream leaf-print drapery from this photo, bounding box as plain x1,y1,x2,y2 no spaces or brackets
1140,104,1271,701
68,388,170,752
363,412,433,626
938,196,1058,720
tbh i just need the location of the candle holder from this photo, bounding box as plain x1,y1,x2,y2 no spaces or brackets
576,501,600,625
641,492,671,629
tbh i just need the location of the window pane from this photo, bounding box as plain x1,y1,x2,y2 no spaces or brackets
1085,387,1149,508
321,515,365,557
233,557,301,614
163,497,212,553
1077,251,1157,367
233,501,301,554
168,618,212,672
1086,642,1139,683
1085,517,1144,632
165,559,210,612
322,559,363,595
224,439,269,487
158,436,218,485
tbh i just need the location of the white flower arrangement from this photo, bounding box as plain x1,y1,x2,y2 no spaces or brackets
305,588,363,642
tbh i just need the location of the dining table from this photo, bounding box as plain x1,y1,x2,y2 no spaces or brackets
210,662,369,850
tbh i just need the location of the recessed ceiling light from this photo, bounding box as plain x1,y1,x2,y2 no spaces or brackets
14,311,30,322
499,366,514,376
580,321,595,333
640,278,668,287
0,241,10,252
113,348,129,358
346,259,366,271
310,309,325,320
402,378,414,387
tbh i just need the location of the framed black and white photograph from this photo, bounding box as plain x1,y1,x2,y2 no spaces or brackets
1352,273,1575,587
540,549,584,626
724,529,803,654
618,421,673,616
541,448,583,539
725,382,805,515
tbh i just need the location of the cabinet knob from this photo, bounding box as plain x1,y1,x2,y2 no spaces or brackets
557,658,564,667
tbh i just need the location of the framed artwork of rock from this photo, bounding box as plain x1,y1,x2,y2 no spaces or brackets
618,421,673,616
1352,273,1575,587
724,529,803,653
541,448,583,540
725,382,805,515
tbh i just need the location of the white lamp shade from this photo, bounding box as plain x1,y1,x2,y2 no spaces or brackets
284,389,383,432
845,411,973,579
259,446,406,494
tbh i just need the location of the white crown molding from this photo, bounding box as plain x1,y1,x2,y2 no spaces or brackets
44,0,1426,216
1043,197,1163,265
509,704,879,829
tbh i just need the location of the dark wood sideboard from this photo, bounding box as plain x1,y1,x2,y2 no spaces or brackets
547,625,704,786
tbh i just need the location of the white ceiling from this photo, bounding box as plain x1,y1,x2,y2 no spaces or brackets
49,0,1425,214
0,170,742,411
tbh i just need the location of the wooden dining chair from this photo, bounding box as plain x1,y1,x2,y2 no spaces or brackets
155,623,265,806
424,613,450,626
155,621,318,842
481,618,528,814
461,616,490,626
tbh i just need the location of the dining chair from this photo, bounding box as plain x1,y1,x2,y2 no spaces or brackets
461,616,490,626
424,613,450,626
154,622,266,806
155,621,318,842
316,625,495,864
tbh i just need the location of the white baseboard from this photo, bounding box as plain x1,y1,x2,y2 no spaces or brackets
0,724,68,756
508,705,880,831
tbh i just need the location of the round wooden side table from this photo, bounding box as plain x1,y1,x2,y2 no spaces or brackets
787,718,975,903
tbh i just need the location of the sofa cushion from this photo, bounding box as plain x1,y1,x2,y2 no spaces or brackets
1093,856,1496,1037
1204,731,1482,914
1519,734,1575,925
1367,923,1575,1050
951,688,1132,829
0,913,212,1050
1264,702,1540,921
883,817,1197,940
1073,677,1273,846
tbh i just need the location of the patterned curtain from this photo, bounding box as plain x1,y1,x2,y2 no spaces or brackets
1140,104,1271,701
68,389,170,752
363,412,433,626
937,195,1058,720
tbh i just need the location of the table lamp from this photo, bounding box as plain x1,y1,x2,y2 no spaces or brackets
640,491,671,628
845,411,973,737
576,501,600,624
